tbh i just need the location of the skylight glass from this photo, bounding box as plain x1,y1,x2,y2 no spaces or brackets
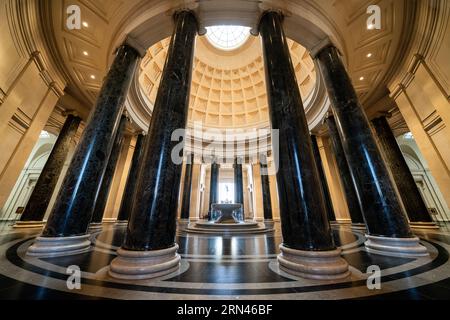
206,25,251,51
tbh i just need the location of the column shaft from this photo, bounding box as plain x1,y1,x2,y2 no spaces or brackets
20,114,80,222
180,154,194,220
260,11,334,251
311,135,336,222
208,161,220,220
42,45,140,237
234,157,244,207
122,11,197,251
117,134,146,222
372,116,433,223
260,159,273,220
316,46,412,238
91,116,128,224
325,116,365,224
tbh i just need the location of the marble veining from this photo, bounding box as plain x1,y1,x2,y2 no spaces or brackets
325,116,365,224
180,154,194,220
91,116,128,223
372,116,433,223
316,46,412,238
42,45,140,237
122,11,198,251
20,115,81,222
259,11,335,251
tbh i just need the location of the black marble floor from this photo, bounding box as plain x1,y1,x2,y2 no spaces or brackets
0,221,449,300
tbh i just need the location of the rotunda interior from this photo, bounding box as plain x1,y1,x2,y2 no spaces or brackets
0,0,450,302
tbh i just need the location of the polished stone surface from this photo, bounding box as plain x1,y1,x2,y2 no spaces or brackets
122,11,198,251
20,115,81,222
210,204,244,223
208,161,220,221
260,157,273,221
41,45,140,237
325,116,365,224
117,134,146,222
260,11,334,251
91,116,128,224
234,158,244,215
180,154,194,220
316,46,412,239
372,116,433,223
1,222,450,299
311,135,336,222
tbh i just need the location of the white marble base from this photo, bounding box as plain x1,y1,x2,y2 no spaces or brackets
88,223,103,230
277,244,350,280
109,244,181,280
27,234,91,257
410,222,439,230
350,223,367,230
13,221,45,229
365,234,429,257
264,219,275,229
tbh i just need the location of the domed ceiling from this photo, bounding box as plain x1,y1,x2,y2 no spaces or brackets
139,34,316,129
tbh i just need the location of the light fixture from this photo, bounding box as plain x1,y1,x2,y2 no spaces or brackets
90,75,96,79
359,76,365,81
83,51,89,56
82,21,89,28
366,53,372,58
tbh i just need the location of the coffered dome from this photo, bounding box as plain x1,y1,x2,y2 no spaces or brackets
139,33,316,129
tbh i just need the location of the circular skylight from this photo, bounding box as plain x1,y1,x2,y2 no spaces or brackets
206,25,251,51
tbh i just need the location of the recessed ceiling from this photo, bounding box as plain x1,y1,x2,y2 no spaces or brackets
139,35,316,129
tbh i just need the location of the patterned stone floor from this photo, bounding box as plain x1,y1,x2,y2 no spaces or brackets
0,221,449,300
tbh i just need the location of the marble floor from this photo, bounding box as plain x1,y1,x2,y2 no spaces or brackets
0,221,450,300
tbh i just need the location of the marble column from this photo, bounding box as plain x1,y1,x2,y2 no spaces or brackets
27,44,140,257
259,156,273,221
90,115,128,228
208,160,220,221
117,133,146,223
259,11,349,279
109,11,198,280
325,116,365,227
315,44,427,256
371,116,437,229
311,135,336,223
16,114,81,228
234,157,244,214
180,153,194,220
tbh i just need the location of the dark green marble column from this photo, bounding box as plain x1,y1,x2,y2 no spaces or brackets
315,45,427,256
180,154,194,220
259,11,349,279
27,44,140,257
371,116,436,228
117,133,146,222
109,11,198,280
18,114,81,225
234,157,244,214
90,115,128,226
208,160,220,221
325,115,365,226
311,135,336,222
259,156,273,221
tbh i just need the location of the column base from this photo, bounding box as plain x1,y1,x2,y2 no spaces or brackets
264,219,275,228
109,244,181,280
13,221,45,229
365,234,429,257
410,222,439,230
89,222,103,230
115,220,128,225
277,244,350,280
351,223,367,230
27,234,91,257
177,219,190,229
